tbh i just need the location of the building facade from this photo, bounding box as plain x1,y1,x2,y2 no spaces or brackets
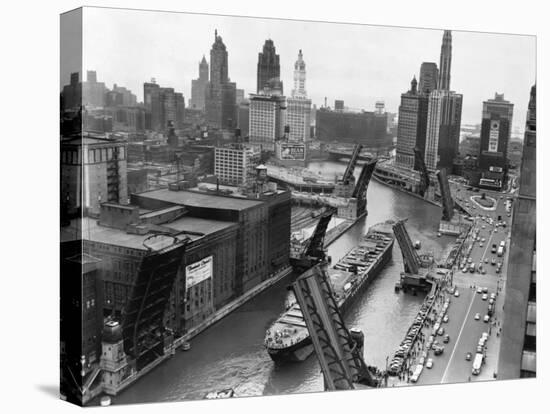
143,80,185,131
214,145,260,186
61,135,128,217
316,108,388,147
190,56,209,110
396,76,429,169
205,30,237,129
419,62,438,95
423,30,463,172
257,39,281,93
248,93,286,151
498,85,536,379
424,89,463,171
477,93,514,189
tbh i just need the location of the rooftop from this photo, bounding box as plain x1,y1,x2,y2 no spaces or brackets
137,189,264,211
76,216,237,249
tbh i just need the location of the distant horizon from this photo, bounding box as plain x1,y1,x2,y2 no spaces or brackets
61,7,536,132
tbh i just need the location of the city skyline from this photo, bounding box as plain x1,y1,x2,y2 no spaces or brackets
69,7,536,132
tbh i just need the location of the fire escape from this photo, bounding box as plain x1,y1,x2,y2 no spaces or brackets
106,146,120,203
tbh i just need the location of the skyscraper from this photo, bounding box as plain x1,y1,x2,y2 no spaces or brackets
396,76,429,169
143,79,185,131
248,93,286,151
498,85,536,379
257,39,281,93
205,30,237,129
419,62,438,95
286,50,311,142
438,30,452,91
190,56,209,110
478,93,514,189
424,30,463,171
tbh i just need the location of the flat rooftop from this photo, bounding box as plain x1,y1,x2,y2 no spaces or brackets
78,216,237,250
137,189,264,211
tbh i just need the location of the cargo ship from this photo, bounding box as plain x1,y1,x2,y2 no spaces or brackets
264,225,395,362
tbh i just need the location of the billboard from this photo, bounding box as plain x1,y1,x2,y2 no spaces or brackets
280,143,306,160
186,255,213,288
488,120,499,152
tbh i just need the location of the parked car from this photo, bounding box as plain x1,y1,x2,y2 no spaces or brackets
426,358,434,369
443,334,450,344
477,287,483,294
443,315,449,323
437,327,445,336
474,313,480,320
466,352,472,361
484,315,490,323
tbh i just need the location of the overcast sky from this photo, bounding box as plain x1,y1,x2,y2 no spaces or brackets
65,7,536,130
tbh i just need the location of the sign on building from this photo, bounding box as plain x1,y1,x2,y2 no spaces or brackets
185,255,213,288
280,144,306,160
488,120,500,152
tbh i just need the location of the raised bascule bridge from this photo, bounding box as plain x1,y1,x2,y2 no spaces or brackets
392,219,436,294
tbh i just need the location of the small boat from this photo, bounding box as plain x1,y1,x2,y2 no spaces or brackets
204,388,235,399
414,240,421,249
100,396,112,406
181,341,191,351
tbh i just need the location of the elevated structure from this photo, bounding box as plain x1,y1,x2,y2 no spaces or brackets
303,207,336,261
392,220,421,274
436,168,454,222
333,144,363,198
392,220,434,293
351,159,378,216
414,146,431,197
121,235,189,370
291,265,377,390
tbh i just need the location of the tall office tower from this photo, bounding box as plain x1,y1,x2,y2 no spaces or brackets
424,30,462,171
190,56,209,110
205,30,237,129
291,49,307,98
396,76,429,169
257,39,281,93
419,62,439,95
424,90,463,171
248,93,286,151
498,85,536,379
286,50,311,142
478,93,514,189
438,30,452,91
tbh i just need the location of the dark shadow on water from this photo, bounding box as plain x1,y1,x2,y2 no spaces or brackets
36,384,59,399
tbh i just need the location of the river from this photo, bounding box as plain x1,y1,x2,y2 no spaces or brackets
113,160,456,404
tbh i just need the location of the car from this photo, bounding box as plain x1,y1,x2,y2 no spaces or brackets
434,345,444,356
482,225,486,229
481,237,486,242
466,352,472,361
480,242,484,247
437,327,445,336
462,267,468,273
481,268,486,275
477,287,482,294
422,351,428,359
482,332,489,340
484,257,489,264
443,334,450,343
443,314,449,323
454,290,459,298
490,292,496,300
491,258,496,266
494,228,498,233
426,358,433,369
468,257,473,263
489,298,494,305
484,315,490,323
419,356,425,365
474,313,481,320
482,287,489,293
495,266,501,273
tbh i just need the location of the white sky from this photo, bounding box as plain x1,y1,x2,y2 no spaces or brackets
71,7,536,130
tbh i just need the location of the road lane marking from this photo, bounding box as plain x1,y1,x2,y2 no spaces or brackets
441,291,477,383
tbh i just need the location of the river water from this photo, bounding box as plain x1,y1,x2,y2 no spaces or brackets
113,161,455,405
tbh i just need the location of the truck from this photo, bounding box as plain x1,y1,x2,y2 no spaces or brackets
410,364,424,383
472,353,484,375
497,246,504,257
